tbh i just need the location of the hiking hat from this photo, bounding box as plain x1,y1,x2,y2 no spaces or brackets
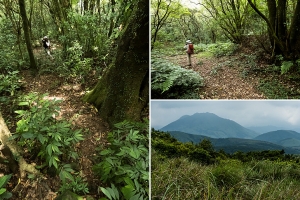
186,40,192,44
44,36,48,39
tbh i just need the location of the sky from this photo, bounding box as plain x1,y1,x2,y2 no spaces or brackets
180,0,201,9
151,100,300,131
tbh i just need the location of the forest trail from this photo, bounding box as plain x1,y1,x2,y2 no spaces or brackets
2,68,110,199
22,71,108,195
167,54,266,99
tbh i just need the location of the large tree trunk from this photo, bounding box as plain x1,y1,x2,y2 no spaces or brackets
289,0,300,58
83,0,149,125
19,0,37,71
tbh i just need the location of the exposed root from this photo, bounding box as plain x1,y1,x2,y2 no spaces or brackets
0,112,40,178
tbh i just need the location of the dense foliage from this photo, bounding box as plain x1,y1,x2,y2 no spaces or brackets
0,0,148,199
93,121,149,200
151,56,204,99
152,129,300,199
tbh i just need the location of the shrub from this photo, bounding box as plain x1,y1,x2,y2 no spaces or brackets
0,71,21,96
93,121,149,200
62,41,93,82
281,61,294,74
151,57,204,99
206,42,238,57
13,93,84,170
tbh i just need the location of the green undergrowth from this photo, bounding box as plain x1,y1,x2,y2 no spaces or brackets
256,65,300,99
152,130,300,199
151,55,204,99
93,120,149,200
152,152,300,200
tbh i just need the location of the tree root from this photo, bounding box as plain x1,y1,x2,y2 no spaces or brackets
0,112,40,178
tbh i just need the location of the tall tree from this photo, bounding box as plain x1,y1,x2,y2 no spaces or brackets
247,0,300,60
18,0,37,71
83,0,148,125
151,0,181,49
200,0,251,43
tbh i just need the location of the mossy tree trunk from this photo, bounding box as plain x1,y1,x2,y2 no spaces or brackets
83,0,149,125
19,0,37,72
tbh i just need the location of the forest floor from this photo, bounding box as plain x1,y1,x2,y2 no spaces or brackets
166,52,266,99
0,48,110,199
165,46,300,99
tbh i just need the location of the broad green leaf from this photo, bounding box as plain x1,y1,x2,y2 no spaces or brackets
101,149,113,156
100,187,112,200
37,134,46,144
18,101,29,106
46,144,52,156
40,127,50,132
52,158,58,169
105,157,114,165
14,110,26,115
59,170,74,183
52,145,60,153
106,187,118,200
0,188,6,195
110,184,120,200
0,191,12,199
22,132,34,139
121,185,135,200
123,177,135,188
129,146,140,159
129,194,142,200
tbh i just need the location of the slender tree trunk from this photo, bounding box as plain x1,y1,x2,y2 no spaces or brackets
19,0,37,72
83,0,149,126
108,0,116,37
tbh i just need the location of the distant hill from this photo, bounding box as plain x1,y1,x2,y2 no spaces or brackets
247,126,284,134
160,112,259,139
168,131,300,154
254,130,300,147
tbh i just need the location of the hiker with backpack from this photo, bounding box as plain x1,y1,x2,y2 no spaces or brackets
41,36,53,59
184,40,194,66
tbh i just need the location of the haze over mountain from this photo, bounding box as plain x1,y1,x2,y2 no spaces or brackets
169,131,300,154
160,112,260,139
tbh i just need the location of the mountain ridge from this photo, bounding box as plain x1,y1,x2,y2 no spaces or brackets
168,131,300,154
160,112,259,139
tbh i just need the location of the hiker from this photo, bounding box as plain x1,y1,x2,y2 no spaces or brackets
41,36,53,58
184,40,194,66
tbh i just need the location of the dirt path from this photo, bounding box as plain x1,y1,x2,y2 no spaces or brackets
167,54,265,99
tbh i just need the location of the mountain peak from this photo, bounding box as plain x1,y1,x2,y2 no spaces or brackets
160,112,259,139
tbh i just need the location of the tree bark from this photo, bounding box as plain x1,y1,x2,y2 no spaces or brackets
83,0,149,126
0,112,40,178
289,0,300,57
19,0,37,71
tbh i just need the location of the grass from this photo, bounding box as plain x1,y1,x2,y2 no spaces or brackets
197,51,214,59
152,151,300,200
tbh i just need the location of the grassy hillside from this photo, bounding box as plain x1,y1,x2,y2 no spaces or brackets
152,152,300,200
152,129,300,199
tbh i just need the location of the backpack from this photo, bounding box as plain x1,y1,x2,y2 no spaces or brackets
188,44,194,54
